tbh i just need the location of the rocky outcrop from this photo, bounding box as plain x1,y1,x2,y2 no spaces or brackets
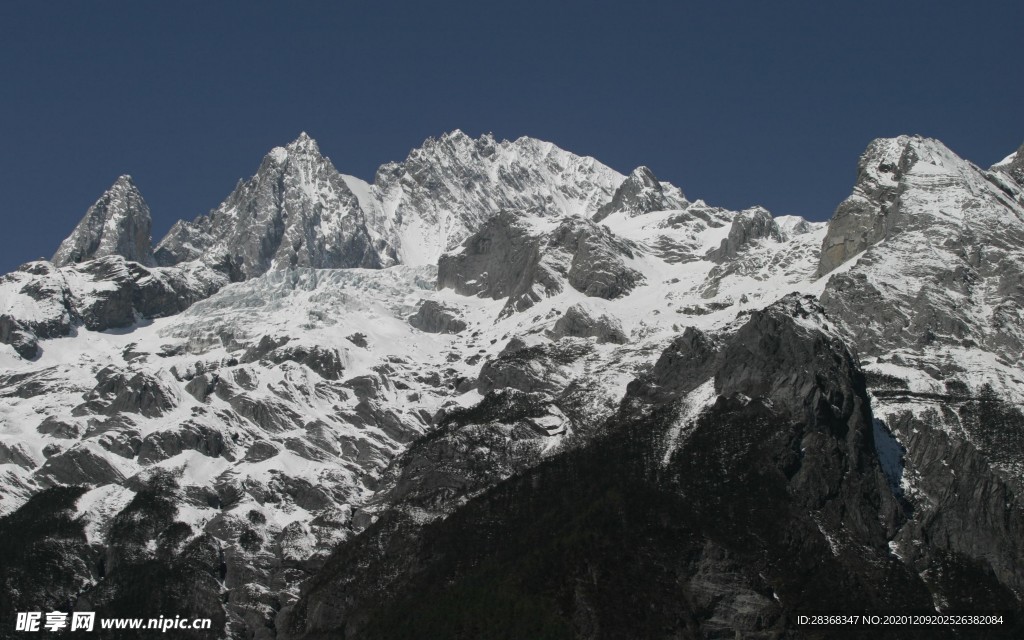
706,207,781,262
35,443,128,487
281,294,955,640
593,166,687,222
361,389,557,521
369,130,623,266
52,175,155,267
241,335,347,380
408,301,467,334
0,256,229,359
549,303,627,344
436,211,558,312
552,217,644,299
477,339,593,396
992,141,1024,190
438,213,643,316
818,136,1024,360
155,133,386,277
0,314,39,359
74,366,179,419
136,423,233,464
627,325,718,405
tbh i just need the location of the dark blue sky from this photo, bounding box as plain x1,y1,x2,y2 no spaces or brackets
1,1,1021,273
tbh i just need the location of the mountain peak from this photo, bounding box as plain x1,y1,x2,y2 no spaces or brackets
155,135,384,277
593,165,687,222
263,133,324,167
629,166,659,185
992,141,1024,189
52,175,155,267
285,131,321,154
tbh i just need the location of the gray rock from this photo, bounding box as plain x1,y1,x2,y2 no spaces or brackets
96,429,143,459
437,210,560,313
229,394,303,433
549,304,627,344
627,326,718,405
0,441,38,469
438,213,643,316
0,314,39,359
370,130,622,265
706,207,781,263
817,136,1024,360
35,444,128,486
75,366,177,418
478,339,592,396
593,165,687,222
155,133,386,278
184,373,219,402
105,372,178,418
36,416,83,439
346,332,368,348
992,141,1024,190
817,136,920,275
52,175,155,267
241,336,346,380
137,422,233,464
552,217,644,299
0,255,228,360
408,300,467,334
243,440,282,463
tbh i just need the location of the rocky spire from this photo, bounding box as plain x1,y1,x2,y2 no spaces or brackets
593,166,687,222
154,133,386,278
992,141,1024,190
52,175,155,267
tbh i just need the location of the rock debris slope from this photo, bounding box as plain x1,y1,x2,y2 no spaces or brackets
1,131,1022,639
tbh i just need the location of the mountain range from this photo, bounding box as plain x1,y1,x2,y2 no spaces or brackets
1,130,1023,639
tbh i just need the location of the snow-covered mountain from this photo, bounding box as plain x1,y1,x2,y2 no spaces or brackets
154,130,634,277
52,175,155,268
155,133,387,278
1,131,1022,639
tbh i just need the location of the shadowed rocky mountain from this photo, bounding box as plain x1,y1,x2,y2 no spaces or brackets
1,131,1022,640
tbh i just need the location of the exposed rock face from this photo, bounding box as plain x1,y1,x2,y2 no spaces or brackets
553,217,644,299
4,131,1024,640
280,295,946,640
36,442,129,487
137,423,232,464
0,314,39,359
438,213,643,315
549,303,627,344
240,335,347,380
593,165,687,222
155,133,386,277
774,214,815,238
367,130,625,266
992,141,1024,190
0,256,229,359
816,137,911,275
706,206,781,262
477,339,593,396
818,135,1024,360
436,211,556,312
52,175,156,267
408,301,466,334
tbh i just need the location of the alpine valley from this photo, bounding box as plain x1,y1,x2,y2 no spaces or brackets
1,130,1023,639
